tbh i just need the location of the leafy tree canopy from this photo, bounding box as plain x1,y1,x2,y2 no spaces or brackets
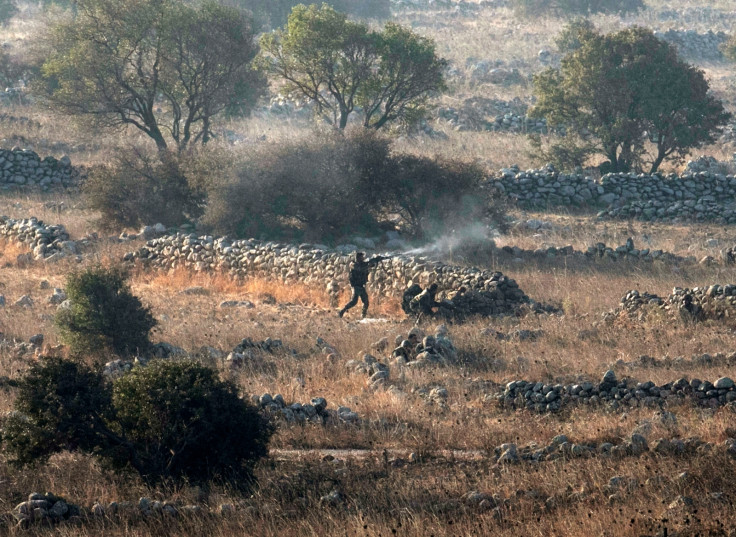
532,24,730,173
40,0,266,152
259,4,447,129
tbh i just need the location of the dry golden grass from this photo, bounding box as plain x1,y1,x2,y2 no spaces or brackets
2,2,736,535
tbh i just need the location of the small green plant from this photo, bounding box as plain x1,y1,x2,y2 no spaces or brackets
54,265,156,357
1,357,272,488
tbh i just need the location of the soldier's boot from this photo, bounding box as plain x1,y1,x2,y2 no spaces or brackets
338,308,346,318
361,307,368,319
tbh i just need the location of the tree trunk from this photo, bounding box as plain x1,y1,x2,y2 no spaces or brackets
149,126,168,153
339,107,349,129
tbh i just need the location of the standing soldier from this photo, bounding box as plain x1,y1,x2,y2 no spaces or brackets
338,252,385,319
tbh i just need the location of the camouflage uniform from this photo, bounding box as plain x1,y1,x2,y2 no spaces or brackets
339,255,384,318
410,286,440,316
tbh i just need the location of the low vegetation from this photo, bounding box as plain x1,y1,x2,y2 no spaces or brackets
54,265,157,357
1,0,736,535
2,357,271,488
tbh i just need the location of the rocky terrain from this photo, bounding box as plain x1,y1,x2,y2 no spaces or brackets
4,1,736,536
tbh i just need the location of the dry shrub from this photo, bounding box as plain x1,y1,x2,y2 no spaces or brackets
84,148,205,231
201,128,391,242
202,128,505,242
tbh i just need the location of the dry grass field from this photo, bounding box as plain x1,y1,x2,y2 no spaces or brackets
1,0,736,536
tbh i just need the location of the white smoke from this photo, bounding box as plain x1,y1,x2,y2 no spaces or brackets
402,223,497,258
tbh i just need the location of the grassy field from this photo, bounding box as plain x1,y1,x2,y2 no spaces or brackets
2,0,736,535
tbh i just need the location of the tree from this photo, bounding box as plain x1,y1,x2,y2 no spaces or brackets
40,0,266,153
259,4,446,130
532,25,730,173
1,357,272,488
55,265,157,357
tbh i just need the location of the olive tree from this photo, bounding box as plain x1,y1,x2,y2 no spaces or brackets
40,0,266,152
259,4,446,129
532,25,730,173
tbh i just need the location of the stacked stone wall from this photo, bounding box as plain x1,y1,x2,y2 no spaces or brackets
491,166,736,223
0,148,83,190
125,234,533,316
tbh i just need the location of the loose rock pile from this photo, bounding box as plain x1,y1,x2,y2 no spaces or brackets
252,393,360,425
654,29,729,62
616,352,736,371
13,492,81,527
491,165,736,223
125,235,535,315
497,370,736,413
611,285,736,323
436,97,547,134
486,431,731,467
0,148,82,190
0,216,79,262
498,237,692,266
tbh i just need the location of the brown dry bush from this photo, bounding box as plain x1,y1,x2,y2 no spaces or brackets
84,148,206,231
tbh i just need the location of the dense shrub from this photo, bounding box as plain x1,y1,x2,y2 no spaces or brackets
84,149,205,231
1,357,271,488
383,155,495,238
203,129,506,241
112,360,272,486
0,357,112,468
512,0,643,17
202,129,391,242
55,265,156,357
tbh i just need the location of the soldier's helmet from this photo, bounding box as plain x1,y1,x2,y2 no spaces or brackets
401,339,412,349
423,335,436,348
355,252,365,260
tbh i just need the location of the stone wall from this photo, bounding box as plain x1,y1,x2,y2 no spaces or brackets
490,165,736,223
0,148,83,190
124,234,534,316
654,29,729,62
0,216,79,262
608,285,736,325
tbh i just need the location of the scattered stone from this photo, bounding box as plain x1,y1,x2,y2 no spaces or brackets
14,295,33,308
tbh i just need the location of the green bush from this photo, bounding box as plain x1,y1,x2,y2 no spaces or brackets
0,357,112,468
112,360,272,486
512,0,643,17
85,149,205,231
55,265,157,357
1,357,272,488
